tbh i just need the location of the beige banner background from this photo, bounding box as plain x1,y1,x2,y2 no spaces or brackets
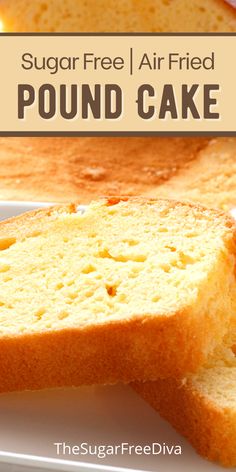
0,34,235,134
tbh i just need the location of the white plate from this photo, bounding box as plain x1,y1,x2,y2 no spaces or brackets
0,201,232,472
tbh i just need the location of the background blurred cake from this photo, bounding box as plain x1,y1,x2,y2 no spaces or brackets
0,0,236,32
0,137,209,202
144,138,236,211
0,1,235,210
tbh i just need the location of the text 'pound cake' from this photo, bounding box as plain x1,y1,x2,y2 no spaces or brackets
134,329,236,467
0,197,235,392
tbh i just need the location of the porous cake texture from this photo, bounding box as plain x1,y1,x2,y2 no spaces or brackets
0,197,235,392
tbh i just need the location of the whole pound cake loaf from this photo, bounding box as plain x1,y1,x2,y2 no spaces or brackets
134,331,236,467
0,197,235,392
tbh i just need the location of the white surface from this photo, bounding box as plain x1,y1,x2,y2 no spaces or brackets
0,201,233,472
0,201,53,221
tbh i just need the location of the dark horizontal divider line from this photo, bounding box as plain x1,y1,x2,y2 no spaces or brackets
1,33,236,36
0,132,235,137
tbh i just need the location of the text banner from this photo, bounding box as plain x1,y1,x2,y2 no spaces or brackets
0,33,235,135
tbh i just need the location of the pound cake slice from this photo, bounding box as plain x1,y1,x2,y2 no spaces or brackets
134,331,236,467
0,197,236,392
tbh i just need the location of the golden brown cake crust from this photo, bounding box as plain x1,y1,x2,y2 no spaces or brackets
133,377,236,467
0,137,209,203
0,197,236,393
1,0,236,33
144,138,236,212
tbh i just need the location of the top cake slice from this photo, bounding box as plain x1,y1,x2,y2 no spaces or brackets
0,197,235,392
